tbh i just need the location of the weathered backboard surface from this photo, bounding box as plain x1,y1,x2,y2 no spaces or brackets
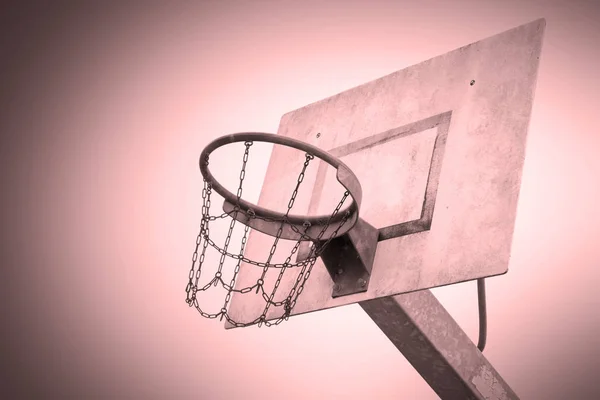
226,19,545,326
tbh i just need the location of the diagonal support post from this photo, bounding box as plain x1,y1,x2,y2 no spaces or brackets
359,290,519,400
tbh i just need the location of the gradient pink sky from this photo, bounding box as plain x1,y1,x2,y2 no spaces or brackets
1,1,599,399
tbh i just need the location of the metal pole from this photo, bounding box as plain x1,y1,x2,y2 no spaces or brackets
477,279,487,352
360,290,518,400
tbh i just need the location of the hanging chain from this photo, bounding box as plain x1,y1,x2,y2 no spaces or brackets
258,154,314,325
187,141,353,327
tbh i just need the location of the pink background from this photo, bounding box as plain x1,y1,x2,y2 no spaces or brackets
2,1,598,398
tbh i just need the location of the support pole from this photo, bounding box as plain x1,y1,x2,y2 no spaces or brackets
359,290,518,400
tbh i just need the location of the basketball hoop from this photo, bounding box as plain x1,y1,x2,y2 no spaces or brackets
185,133,376,327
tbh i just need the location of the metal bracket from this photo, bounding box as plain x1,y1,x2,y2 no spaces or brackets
477,278,487,352
298,218,378,298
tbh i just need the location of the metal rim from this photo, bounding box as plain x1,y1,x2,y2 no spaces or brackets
199,132,362,238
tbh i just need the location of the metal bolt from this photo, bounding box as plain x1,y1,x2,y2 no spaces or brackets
316,132,321,138
337,268,344,275
358,278,367,288
470,79,476,86
333,283,340,292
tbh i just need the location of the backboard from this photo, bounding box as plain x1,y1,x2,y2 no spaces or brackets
225,19,545,327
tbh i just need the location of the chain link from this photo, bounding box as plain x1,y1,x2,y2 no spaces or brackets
187,142,353,327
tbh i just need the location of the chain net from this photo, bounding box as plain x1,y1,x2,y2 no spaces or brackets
185,141,351,327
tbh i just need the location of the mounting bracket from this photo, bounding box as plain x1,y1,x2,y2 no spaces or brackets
298,218,378,298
